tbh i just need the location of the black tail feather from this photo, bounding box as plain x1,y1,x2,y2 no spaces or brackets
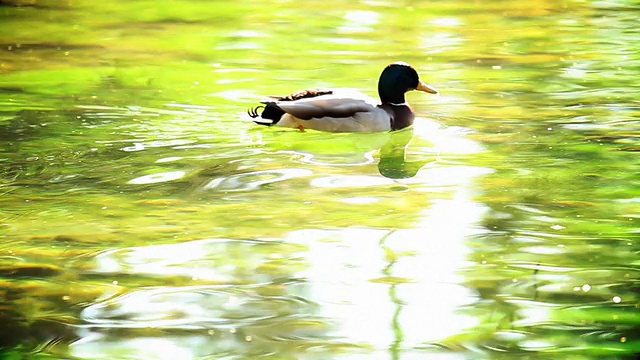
249,102,285,126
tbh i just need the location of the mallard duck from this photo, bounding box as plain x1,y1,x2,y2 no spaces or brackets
248,62,438,132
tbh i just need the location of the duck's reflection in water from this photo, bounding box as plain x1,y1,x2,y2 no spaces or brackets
378,127,429,179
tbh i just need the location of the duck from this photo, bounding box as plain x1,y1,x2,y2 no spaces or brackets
248,62,438,132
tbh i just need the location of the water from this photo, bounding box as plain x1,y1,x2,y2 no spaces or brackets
1,1,639,359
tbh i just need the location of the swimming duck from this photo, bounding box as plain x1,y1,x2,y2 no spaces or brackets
248,62,438,132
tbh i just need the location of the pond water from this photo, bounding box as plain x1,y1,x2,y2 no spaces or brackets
1,0,639,359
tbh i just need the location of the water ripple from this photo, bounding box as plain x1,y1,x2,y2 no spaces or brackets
81,285,312,329
203,168,313,192
310,175,394,188
128,171,186,184
81,238,299,283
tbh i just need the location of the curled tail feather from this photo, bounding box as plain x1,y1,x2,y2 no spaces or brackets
248,102,285,126
247,106,264,118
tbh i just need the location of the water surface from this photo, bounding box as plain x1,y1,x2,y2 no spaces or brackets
1,1,639,359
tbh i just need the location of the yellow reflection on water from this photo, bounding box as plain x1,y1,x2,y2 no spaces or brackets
285,124,492,349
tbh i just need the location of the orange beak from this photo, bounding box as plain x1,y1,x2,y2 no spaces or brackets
416,80,439,94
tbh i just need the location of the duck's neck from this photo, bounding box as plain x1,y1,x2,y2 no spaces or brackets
379,92,406,105
387,101,408,106
378,80,407,104
380,103,414,130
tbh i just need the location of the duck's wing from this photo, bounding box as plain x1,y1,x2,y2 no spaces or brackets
272,93,393,132
270,94,378,120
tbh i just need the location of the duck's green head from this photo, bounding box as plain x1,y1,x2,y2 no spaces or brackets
378,62,438,104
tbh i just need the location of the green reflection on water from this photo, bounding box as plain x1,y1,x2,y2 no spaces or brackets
1,0,639,359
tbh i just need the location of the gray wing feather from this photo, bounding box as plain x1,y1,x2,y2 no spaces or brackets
271,96,376,120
